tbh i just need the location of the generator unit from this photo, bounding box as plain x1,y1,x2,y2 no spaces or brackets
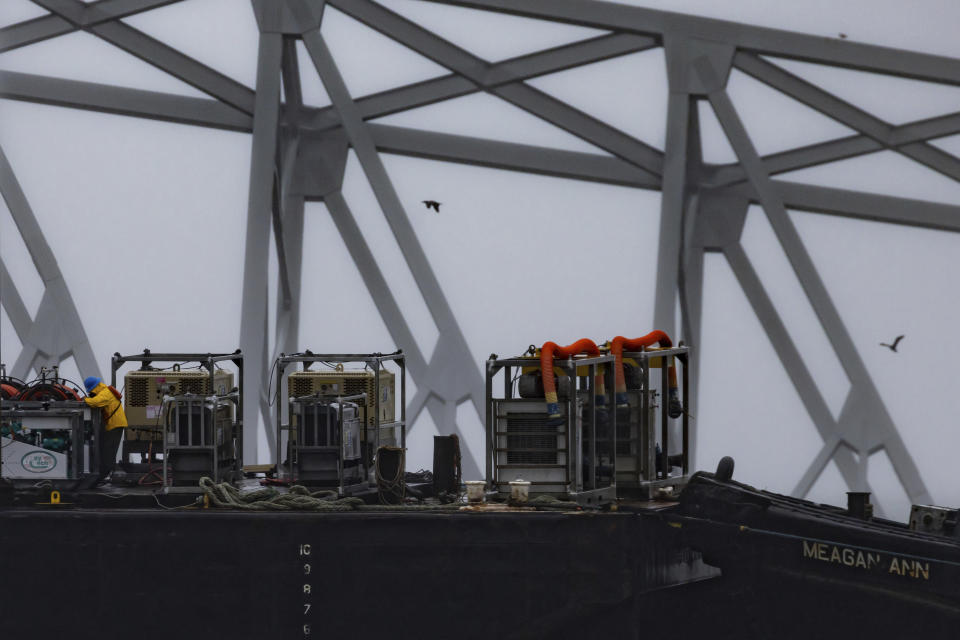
1,401,100,486
287,369,394,428
486,352,617,507
124,368,234,440
274,352,407,485
112,350,244,489
615,347,690,499
162,392,239,487
285,396,364,491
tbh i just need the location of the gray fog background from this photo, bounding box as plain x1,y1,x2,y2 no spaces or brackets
2,0,959,520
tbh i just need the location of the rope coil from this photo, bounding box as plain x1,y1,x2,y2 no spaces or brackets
197,478,584,512
199,477,362,511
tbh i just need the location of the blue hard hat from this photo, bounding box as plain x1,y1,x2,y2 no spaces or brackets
83,376,101,393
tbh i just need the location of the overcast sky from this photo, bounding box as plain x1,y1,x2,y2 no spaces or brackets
2,0,960,520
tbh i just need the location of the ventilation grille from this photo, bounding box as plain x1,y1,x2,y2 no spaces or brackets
344,378,368,398
128,377,149,407
124,371,230,408
291,377,314,397
288,370,394,427
505,413,558,465
179,378,207,395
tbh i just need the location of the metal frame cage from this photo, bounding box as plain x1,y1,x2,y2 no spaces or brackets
273,350,406,491
111,349,244,491
0,400,103,488
485,353,617,507
617,346,690,499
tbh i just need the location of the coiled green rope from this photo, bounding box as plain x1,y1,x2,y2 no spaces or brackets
198,477,461,512
198,478,583,512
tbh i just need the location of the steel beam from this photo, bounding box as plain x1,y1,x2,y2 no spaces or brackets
89,20,257,113
0,71,252,131
324,193,477,475
676,101,704,466
698,57,930,504
33,0,185,25
422,0,960,86
371,126,960,233
301,32,455,342
484,32,657,86
733,53,960,183
29,0,91,25
271,192,304,361
680,228,704,465
271,170,293,309
705,135,880,188
653,91,691,337
328,0,664,175
368,123,659,188
698,76,948,370
303,28,484,478
0,258,33,345
726,179,960,234
0,145,101,380
0,14,73,53
2,69,956,234
270,39,306,363
325,191,481,477
323,192,428,374
774,181,960,233
239,31,283,463
34,0,256,113
705,111,960,188
677,99,704,342
793,435,842,499
0,69,660,187
2,1,183,53
657,37,726,469
701,53,857,377
78,0,185,22
300,32,657,131
270,38,306,361
723,242,886,511
722,243,866,487
280,36,304,113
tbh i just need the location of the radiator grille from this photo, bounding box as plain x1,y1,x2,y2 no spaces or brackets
616,421,632,455
505,413,558,465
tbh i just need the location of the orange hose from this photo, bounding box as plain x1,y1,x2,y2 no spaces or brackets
540,338,604,420
611,331,671,396
610,331,682,417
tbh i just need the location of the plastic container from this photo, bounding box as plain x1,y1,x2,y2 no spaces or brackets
509,479,531,503
465,481,486,503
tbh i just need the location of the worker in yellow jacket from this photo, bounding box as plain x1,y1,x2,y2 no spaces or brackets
84,376,127,483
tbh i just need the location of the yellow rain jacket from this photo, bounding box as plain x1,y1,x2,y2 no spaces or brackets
84,382,128,431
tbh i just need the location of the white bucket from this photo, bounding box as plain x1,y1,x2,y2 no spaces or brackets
465,481,486,503
509,480,531,503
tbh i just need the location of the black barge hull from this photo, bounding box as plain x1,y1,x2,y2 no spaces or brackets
1,506,717,639
676,471,960,638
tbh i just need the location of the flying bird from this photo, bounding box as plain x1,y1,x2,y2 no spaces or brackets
422,200,441,213
880,335,904,352
838,33,848,39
